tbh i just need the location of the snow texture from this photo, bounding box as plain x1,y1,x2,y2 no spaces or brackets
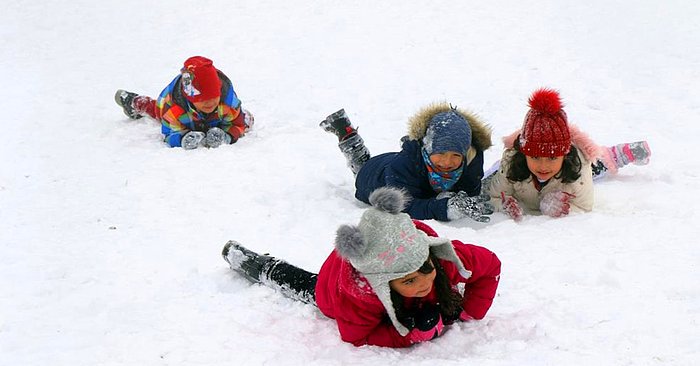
1,1,699,365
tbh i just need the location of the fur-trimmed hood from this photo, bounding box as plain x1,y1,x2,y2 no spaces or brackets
406,103,493,153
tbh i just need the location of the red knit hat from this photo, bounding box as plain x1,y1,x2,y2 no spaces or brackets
518,88,571,157
180,56,222,102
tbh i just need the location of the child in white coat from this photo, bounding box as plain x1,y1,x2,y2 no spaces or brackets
487,88,651,220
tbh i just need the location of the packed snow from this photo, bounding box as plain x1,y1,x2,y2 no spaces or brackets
1,1,699,365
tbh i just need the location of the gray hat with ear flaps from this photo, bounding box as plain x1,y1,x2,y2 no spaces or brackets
334,187,471,336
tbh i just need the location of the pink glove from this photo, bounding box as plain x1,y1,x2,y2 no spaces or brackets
408,316,444,343
501,192,523,221
459,310,474,322
540,191,575,217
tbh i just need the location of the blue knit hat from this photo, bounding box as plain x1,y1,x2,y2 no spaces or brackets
422,110,472,156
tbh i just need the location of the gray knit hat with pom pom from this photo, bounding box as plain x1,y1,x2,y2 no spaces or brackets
334,187,470,336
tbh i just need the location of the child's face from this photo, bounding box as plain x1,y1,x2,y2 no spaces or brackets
525,155,565,181
429,151,463,172
389,259,436,298
193,96,221,114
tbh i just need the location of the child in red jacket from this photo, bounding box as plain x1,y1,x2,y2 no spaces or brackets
114,56,253,149
222,187,501,348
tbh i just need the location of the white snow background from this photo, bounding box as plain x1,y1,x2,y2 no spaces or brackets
1,1,699,365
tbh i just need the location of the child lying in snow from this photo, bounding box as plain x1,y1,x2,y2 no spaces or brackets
114,56,253,149
486,88,651,221
320,104,494,223
222,187,501,348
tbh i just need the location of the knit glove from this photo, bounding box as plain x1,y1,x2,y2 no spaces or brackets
540,191,575,217
446,192,494,222
204,127,232,148
501,192,524,222
402,305,445,344
181,131,206,150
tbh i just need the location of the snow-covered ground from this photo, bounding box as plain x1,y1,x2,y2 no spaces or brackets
2,1,699,365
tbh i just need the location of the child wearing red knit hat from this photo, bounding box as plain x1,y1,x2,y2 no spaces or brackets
486,88,651,220
114,56,254,149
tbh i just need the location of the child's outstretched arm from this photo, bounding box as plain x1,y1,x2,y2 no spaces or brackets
451,242,501,319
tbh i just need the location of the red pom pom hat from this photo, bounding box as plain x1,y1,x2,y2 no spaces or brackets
518,88,571,157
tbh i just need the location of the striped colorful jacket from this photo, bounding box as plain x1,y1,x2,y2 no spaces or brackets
156,71,247,147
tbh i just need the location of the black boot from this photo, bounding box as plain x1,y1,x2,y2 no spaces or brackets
339,133,371,175
114,89,143,119
222,240,275,283
319,108,357,141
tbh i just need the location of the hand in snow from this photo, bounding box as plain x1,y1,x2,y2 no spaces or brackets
540,191,575,217
181,131,206,150
459,310,474,322
403,304,445,343
204,127,232,148
243,108,255,130
501,192,524,222
447,192,494,222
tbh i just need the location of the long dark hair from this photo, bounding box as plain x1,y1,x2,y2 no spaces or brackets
391,251,463,324
507,135,582,184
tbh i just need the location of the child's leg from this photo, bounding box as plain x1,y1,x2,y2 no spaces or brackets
480,159,501,193
609,141,651,167
591,160,609,181
338,134,371,175
114,89,157,119
263,261,318,305
132,96,157,119
591,141,651,180
222,241,317,305
320,109,371,175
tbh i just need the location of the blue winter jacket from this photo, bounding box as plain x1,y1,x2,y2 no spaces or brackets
354,104,492,221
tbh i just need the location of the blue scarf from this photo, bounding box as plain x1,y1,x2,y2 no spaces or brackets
422,148,464,192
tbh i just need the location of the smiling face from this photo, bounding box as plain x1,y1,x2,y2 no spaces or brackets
429,151,464,173
525,155,565,181
193,96,220,114
389,259,437,298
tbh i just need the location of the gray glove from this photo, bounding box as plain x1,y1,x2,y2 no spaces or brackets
181,131,206,150
205,127,232,148
446,192,494,222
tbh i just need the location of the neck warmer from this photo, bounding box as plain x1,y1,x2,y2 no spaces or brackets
422,148,464,192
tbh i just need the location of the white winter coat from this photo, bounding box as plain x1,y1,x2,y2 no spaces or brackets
487,124,610,214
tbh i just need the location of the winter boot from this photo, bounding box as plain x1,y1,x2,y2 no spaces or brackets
114,89,144,119
339,133,371,175
320,108,357,142
591,159,609,180
608,141,651,168
222,240,276,283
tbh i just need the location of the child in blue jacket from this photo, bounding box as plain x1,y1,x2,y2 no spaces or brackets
320,104,493,222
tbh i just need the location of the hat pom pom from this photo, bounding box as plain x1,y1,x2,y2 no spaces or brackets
335,225,367,259
368,187,409,214
528,88,563,115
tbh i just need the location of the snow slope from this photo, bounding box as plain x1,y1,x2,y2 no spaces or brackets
1,0,699,365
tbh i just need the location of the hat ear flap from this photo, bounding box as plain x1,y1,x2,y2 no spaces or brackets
428,237,473,279
334,225,367,259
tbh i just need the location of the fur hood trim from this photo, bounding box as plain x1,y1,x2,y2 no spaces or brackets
406,102,492,152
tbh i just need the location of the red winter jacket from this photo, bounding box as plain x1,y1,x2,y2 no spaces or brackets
314,220,501,348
